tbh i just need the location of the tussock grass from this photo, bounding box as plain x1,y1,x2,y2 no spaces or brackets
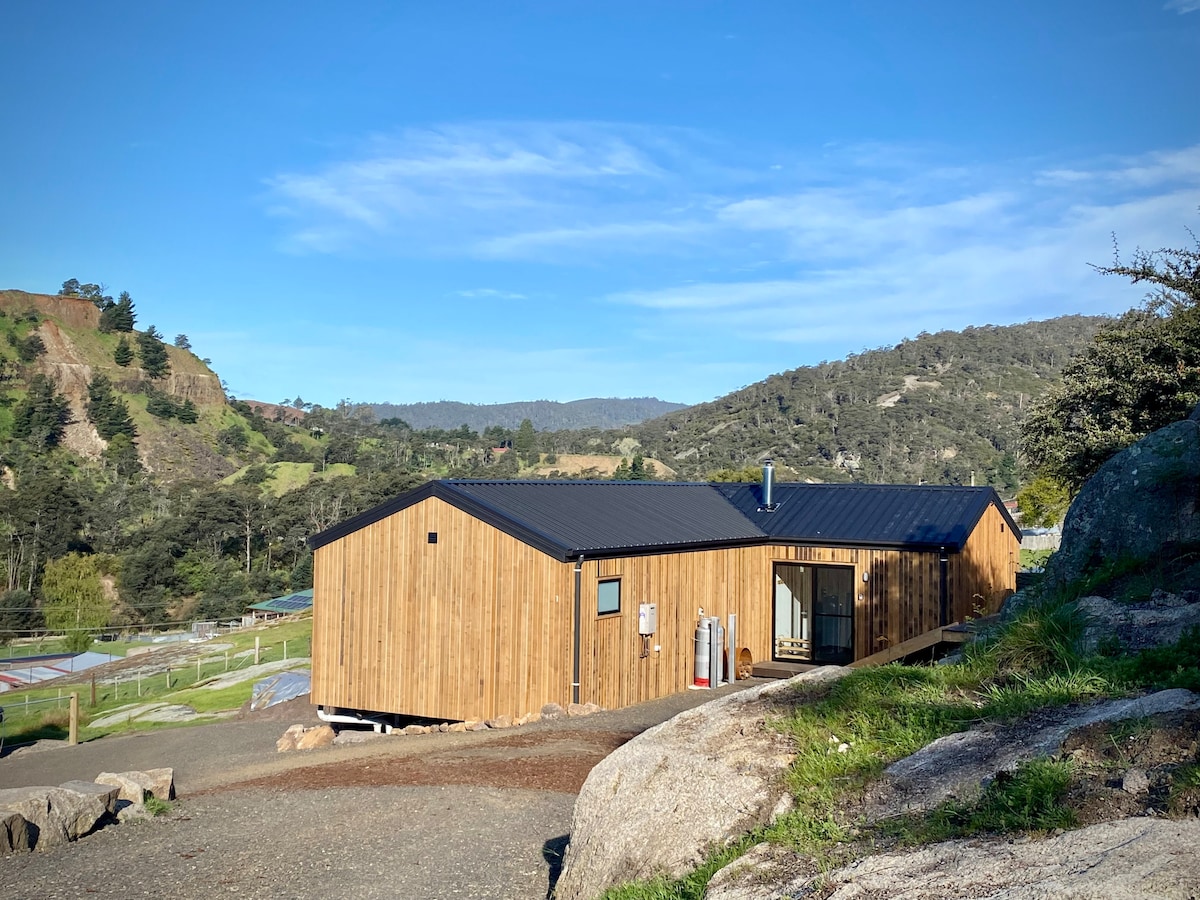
965,594,1086,675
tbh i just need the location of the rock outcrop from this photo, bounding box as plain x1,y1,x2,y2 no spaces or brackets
706,690,1200,899
860,689,1200,820
554,667,849,900
832,818,1198,899
1077,589,1200,654
710,818,1200,900
1042,403,1200,593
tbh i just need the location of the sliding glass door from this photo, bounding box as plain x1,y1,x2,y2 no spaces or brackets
773,563,854,665
811,566,854,665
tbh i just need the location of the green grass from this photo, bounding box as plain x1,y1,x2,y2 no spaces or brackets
878,758,1077,848
224,461,357,496
143,795,172,816
601,590,1200,900
0,618,312,744
166,680,265,714
965,594,1086,675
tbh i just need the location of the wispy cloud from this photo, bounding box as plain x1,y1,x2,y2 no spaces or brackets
1165,0,1200,14
602,144,1200,352
456,288,527,300
265,125,1200,398
267,122,699,257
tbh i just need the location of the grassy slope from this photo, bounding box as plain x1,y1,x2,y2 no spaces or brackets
0,618,313,744
224,461,357,495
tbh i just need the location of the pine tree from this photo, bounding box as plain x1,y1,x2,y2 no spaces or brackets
113,336,134,366
514,418,537,464
176,399,199,424
86,374,136,440
1021,232,1200,488
12,374,71,448
100,292,136,333
137,325,170,379
145,388,177,419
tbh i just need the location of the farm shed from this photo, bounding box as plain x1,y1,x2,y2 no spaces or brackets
307,471,1018,723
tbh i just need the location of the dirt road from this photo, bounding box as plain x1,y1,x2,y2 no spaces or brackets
0,682,761,898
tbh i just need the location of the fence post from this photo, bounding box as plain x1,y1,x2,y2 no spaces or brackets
255,636,260,666
91,672,97,707
69,693,79,745
283,640,288,661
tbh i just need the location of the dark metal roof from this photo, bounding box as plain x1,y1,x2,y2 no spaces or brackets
307,479,1017,559
307,480,766,560
713,482,1016,551
447,481,767,558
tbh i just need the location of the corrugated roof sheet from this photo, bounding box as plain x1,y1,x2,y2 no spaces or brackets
0,651,115,691
308,479,1015,559
446,481,766,557
713,483,1003,549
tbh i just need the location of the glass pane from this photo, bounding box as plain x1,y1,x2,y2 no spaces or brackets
814,568,854,617
812,567,854,665
774,566,810,642
598,579,620,614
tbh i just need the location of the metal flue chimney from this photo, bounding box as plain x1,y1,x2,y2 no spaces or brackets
761,459,776,511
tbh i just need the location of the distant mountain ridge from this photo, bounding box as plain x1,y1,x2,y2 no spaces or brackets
619,316,1109,489
366,397,687,432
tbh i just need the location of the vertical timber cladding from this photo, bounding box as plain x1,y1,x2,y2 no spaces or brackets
573,539,974,710
768,544,946,663
578,545,779,711
955,502,1020,617
311,496,574,722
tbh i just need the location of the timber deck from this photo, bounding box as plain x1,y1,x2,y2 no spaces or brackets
752,619,993,679
750,660,821,679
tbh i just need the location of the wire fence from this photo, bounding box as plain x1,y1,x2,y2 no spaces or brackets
86,636,313,706
0,633,312,748
0,692,76,752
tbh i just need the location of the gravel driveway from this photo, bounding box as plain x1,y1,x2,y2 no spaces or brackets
0,682,762,898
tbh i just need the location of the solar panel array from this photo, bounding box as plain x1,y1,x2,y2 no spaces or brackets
271,594,312,611
252,589,314,612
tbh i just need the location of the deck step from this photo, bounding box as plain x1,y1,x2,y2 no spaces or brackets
751,660,821,679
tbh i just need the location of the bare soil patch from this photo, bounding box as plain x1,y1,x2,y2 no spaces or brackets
224,729,637,794
1061,708,1200,823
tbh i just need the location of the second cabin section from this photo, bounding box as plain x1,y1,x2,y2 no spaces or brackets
307,465,1019,723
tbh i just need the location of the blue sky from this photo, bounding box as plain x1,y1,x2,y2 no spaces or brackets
2,2,1198,407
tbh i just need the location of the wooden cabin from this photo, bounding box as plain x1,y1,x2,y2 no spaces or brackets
307,472,1018,723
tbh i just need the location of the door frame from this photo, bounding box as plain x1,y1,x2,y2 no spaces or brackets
771,561,856,665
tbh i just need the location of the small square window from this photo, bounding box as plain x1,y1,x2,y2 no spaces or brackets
427,532,438,544
597,579,621,615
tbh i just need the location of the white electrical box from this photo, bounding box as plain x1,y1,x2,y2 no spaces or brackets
638,603,658,635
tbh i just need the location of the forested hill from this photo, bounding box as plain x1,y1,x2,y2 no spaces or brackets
367,397,686,432
617,316,1107,490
